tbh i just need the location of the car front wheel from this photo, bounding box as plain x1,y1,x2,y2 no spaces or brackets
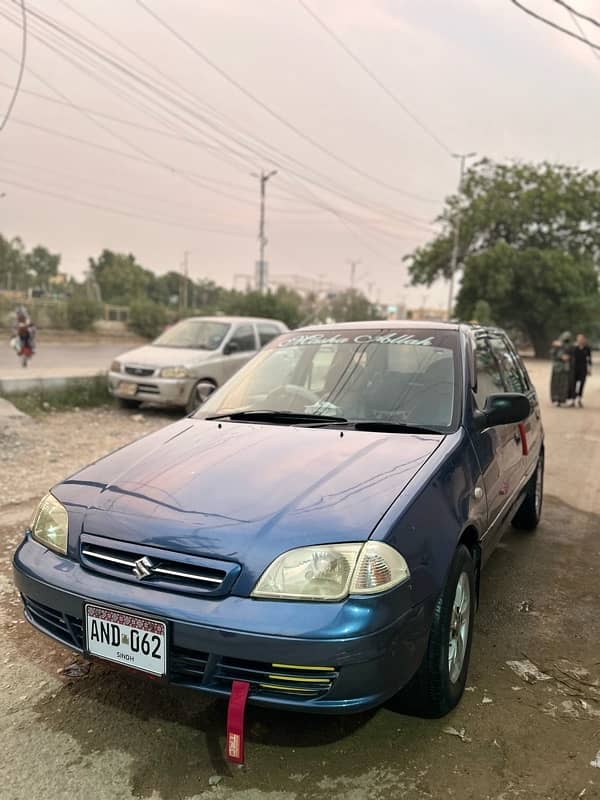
186,380,217,413
393,544,476,718
512,451,544,531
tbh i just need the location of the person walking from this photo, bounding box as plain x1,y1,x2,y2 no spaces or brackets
550,331,573,406
571,333,592,407
12,305,36,367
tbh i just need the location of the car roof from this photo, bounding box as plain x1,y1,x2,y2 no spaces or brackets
295,320,460,332
180,316,286,325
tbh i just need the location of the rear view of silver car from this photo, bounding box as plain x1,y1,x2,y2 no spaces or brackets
108,316,287,412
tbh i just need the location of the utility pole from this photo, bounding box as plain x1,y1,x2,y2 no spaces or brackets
253,169,277,293
348,259,361,291
447,152,476,320
180,250,189,312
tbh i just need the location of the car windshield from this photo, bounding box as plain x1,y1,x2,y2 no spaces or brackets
198,328,460,430
153,319,230,350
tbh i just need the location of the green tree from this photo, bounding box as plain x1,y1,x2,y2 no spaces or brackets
456,243,598,355
128,298,168,339
405,160,600,354
0,234,26,290
326,289,382,323
66,290,102,331
223,287,306,328
89,250,155,305
471,299,494,326
25,245,60,290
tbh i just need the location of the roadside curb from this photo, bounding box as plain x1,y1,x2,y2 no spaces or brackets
0,372,107,396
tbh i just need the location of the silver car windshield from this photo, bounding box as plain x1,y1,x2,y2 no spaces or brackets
153,320,230,350
199,329,459,430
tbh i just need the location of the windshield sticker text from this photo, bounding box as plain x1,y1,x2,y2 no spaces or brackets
279,333,435,348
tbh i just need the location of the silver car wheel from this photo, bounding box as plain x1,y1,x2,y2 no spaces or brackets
448,572,471,684
194,381,216,407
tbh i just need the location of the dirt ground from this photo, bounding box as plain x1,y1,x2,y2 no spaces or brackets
1,361,599,800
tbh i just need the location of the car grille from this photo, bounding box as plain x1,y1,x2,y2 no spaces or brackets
79,534,240,597
22,597,339,701
124,366,155,377
134,383,160,394
214,657,338,697
23,595,84,650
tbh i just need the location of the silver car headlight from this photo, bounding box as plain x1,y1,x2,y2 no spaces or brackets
159,366,191,379
252,541,410,601
30,493,69,555
110,360,121,373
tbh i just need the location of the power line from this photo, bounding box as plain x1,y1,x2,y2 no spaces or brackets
0,176,255,237
0,0,26,132
1,0,438,253
10,116,261,207
135,0,437,203
552,0,600,29
509,0,600,52
0,156,253,218
296,0,454,157
0,3,439,228
565,8,600,62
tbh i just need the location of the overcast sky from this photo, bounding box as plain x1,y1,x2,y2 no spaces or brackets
1,0,599,308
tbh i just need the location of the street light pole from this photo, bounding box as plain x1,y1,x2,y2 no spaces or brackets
447,152,476,320
254,169,277,293
180,250,190,312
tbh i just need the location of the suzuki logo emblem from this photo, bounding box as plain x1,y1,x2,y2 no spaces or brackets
132,556,154,580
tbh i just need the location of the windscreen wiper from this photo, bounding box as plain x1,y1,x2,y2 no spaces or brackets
350,421,443,435
205,410,349,425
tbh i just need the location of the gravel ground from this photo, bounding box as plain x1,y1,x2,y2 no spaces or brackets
1,362,600,800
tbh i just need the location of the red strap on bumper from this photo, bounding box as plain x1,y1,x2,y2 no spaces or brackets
518,422,529,456
226,680,250,764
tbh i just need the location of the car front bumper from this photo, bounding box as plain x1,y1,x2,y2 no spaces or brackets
13,536,433,714
108,370,195,407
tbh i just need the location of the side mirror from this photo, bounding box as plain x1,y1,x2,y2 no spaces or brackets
224,341,240,356
474,393,530,430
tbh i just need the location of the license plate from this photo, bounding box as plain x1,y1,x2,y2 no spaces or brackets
118,381,138,397
85,604,167,676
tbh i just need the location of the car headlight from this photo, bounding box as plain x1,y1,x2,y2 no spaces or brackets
30,493,69,555
159,366,191,379
110,360,121,373
252,541,410,601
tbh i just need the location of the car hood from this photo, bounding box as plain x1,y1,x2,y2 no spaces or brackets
55,419,444,592
115,344,213,368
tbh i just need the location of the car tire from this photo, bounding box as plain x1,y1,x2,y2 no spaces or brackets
392,544,476,718
116,398,141,410
186,380,217,414
512,451,544,531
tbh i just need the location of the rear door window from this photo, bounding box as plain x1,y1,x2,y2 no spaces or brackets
488,336,527,393
474,340,505,408
229,324,257,352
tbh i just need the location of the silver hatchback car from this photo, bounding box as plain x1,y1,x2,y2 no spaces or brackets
108,316,288,412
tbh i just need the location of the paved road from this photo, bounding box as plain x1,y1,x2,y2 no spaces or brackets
0,341,135,379
1,361,599,800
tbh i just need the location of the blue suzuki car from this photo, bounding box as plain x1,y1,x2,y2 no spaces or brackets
13,322,544,717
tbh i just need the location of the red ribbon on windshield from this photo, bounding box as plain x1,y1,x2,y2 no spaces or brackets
226,680,250,764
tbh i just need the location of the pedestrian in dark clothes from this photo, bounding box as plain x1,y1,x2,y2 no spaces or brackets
550,331,573,406
570,333,592,407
